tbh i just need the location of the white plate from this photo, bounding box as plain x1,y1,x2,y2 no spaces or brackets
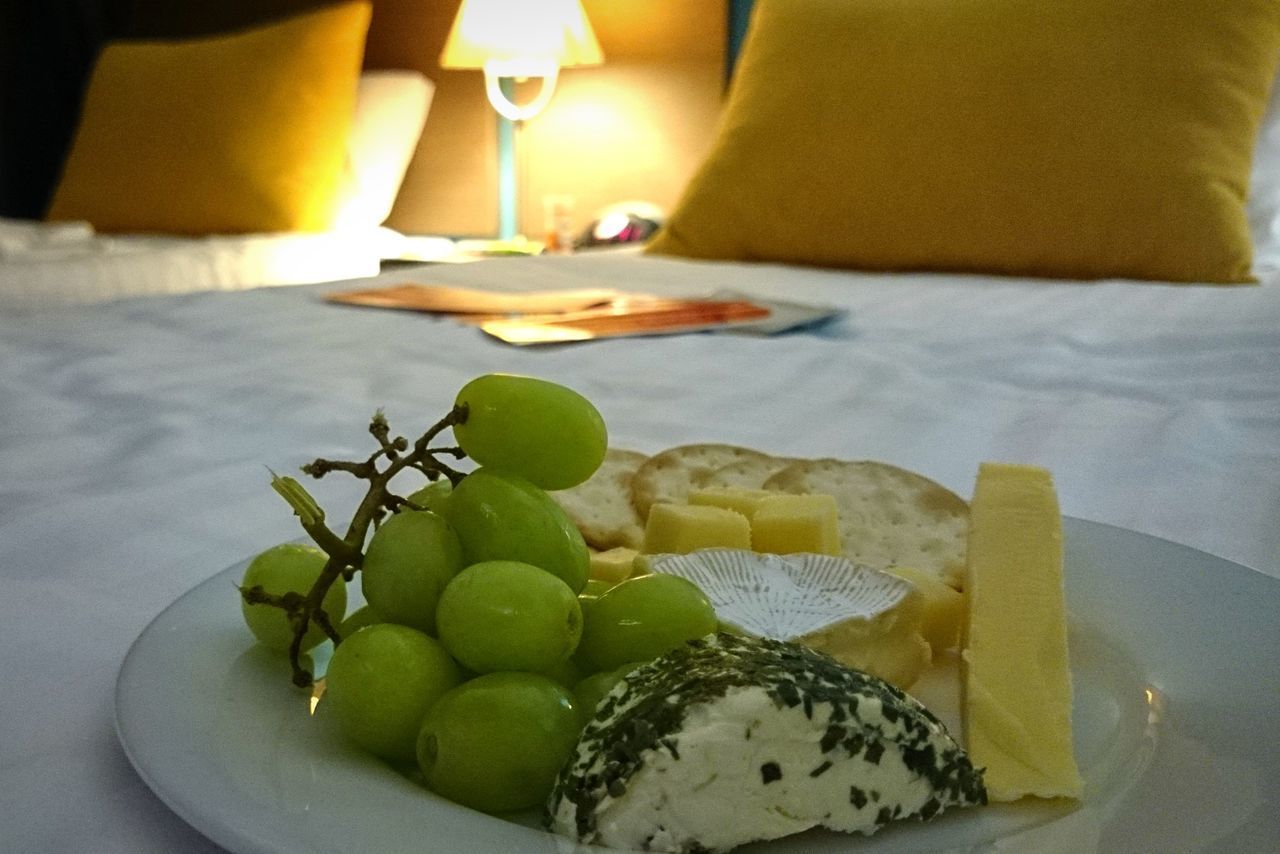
115,518,1280,853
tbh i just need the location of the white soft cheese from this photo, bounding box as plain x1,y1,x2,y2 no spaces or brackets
553,686,939,852
547,633,985,852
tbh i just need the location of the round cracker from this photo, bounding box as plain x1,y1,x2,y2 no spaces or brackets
630,443,779,518
703,455,796,491
552,447,648,549
764,458,969,589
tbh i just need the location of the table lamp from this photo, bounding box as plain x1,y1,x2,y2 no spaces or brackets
441,0,603,241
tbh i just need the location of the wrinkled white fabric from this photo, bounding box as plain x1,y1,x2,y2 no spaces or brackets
0,219,393,309
1,251,1277,852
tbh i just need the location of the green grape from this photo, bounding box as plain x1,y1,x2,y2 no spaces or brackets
404,479,452,516
537,654,583,690
453,374,607,490
240,543,346,652
361,510,463,634
446,468,589,592
577,573,718,671
436,561,582,674
572,661,644,725
338,605,381,638
578,578,613,604
324,623,462,762
416,672,580,814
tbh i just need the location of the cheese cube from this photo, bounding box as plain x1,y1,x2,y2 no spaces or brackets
885,565,964,652
963,462,1082,801
750,493,841,555
687,486,777,520
628,554,656,577
589,547,639,584
642,503,751,554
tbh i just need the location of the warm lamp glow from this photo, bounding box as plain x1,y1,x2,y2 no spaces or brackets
441,0,603,121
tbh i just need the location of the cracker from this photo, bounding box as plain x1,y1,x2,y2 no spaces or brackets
703,455,796,491
630,444,779,518
764,458,969,589
552,448,647,550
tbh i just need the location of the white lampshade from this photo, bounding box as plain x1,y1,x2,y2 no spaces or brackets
440,0,603,122
440,0,603,75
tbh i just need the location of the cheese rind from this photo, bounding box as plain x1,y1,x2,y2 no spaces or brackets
648,549,932,689
962,462,1082,801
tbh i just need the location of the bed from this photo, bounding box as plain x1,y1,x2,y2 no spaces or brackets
0,1,434,310
3,1,1279,852
0,59,435,309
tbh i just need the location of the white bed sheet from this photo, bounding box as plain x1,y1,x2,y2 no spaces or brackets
1,251,1277,852
0,218,391,309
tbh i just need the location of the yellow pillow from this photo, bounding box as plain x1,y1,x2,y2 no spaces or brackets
648,0,1280,283
46,1,371,234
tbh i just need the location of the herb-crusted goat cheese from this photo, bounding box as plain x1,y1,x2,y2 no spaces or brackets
546,632,985,852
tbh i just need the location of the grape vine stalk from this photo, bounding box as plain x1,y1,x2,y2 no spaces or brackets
238,405,469,687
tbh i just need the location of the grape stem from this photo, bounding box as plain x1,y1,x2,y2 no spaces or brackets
244,404,470,687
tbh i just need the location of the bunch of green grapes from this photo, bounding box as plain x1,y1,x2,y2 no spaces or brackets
238,374,718,816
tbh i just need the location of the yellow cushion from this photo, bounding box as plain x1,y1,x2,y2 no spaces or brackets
648,0,1280,284
46,2,371,234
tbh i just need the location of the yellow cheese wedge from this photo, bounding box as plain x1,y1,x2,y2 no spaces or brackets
642,503,752,554
750,493,841,555
885,565,964,652
962,462,1083,801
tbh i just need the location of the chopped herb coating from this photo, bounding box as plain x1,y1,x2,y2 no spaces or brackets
546,632,986,850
